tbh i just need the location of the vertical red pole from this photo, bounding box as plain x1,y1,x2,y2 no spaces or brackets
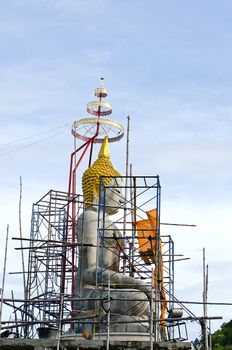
88,94,102,167
62,85,104,316
61,141,90,299
70,141,91,304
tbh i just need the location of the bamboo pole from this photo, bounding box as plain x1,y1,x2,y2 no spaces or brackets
19,176,26,293
0,225,9,334
11,290,19,337
203,248,209,350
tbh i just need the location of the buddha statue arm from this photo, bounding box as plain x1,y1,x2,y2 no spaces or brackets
84,267,151,296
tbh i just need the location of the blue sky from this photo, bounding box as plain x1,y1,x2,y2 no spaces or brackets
0,0,232,340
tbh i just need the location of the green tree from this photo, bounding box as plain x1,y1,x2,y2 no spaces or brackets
212,320,232,349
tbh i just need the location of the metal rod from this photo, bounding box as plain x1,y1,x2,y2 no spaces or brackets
88,90,102,167
106,275,110,350
71,133,78,308
43,193,52,320
154,178,161,341
122,116,130,273
150,267,154,349
0,315,222,328
2,297,228,306
130,164,136,277
56,294,64,350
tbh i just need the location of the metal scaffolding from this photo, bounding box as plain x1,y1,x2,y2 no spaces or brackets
21,190,83,338
94,175,174,340
2,177,185,343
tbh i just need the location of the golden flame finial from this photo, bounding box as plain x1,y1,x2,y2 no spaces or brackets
98,136,110,159
82,136,120,207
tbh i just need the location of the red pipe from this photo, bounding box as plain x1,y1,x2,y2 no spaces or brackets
88,94,102,167
61,140,91,297
62,93,103,311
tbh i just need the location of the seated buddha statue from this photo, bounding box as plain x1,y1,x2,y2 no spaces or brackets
74,137,150,338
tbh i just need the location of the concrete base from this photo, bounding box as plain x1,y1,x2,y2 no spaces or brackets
74,313,150,335
0,336,194,349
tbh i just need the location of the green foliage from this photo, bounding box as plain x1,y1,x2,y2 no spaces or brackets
212,320,232,349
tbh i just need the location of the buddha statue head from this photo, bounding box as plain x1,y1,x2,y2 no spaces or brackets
82,137,123,214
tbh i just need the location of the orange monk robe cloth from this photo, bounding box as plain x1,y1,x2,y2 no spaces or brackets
136,208,168,337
